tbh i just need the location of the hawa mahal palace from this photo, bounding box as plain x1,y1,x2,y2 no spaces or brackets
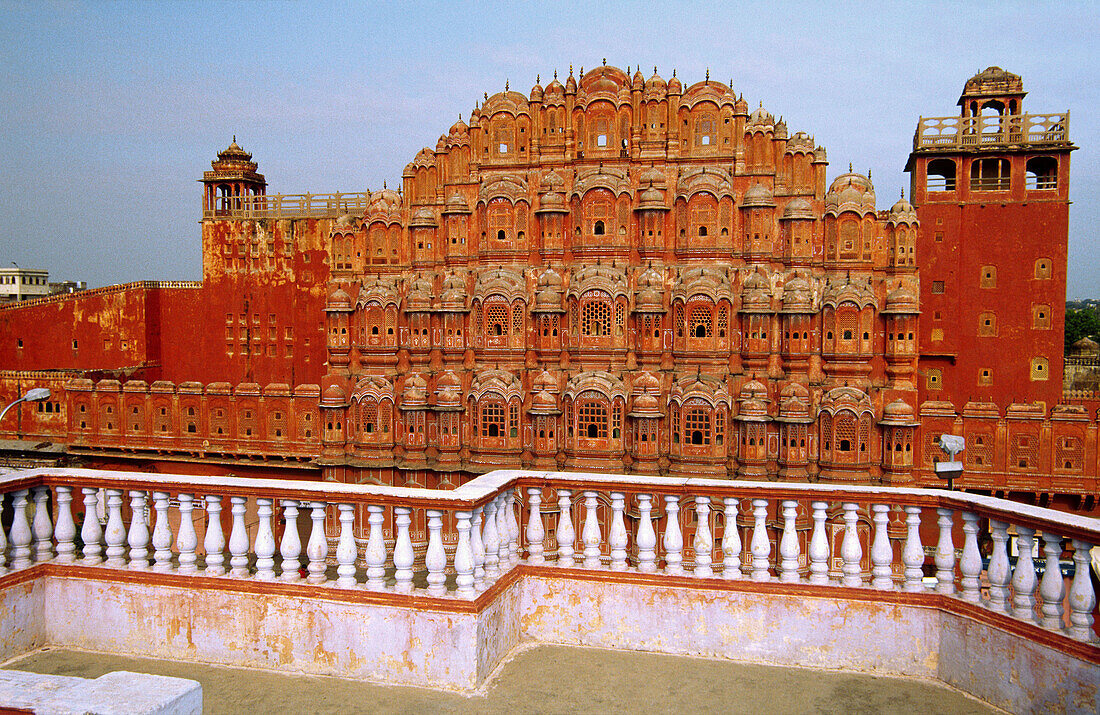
0,64,1092,512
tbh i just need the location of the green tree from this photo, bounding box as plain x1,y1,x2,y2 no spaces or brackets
1065,308,1100,351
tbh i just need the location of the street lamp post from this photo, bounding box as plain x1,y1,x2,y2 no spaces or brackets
0,388,51,431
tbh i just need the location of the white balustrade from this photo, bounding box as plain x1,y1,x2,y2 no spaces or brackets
203,495,225,576
1011,527,1037,622
721,498,742,580
959,512,981,602
363,504,386,588
81,488,104,566
934,508,955,595
663,495,683,575
151,492,173,573
103,490,126,569
228,496,249,578
335,503,357,588
840,503,862,587
987,519,1011,611
0,496,7,574
176,494,197,574
506,489,521,565
870,504,893,590
455,511,475,596
778,500,798,583
471,505,486,584
279,500,302,582
525,488,545,564
32,487,54,563
902,505,923,592
495,493,510,567
1068,539,1097,642
253,498,275,581
127,491,150,570
750,498,770,582
609,492,628,571
305,501,327,585
392,506,414,592
10,490,32,570
54,487,76,565
636,494,657,573
483,497,500,577
582,491,602,568
693,497,713,578
425,510,446,595
556,490,575,567
1039,532,1065,630
808,501,829,585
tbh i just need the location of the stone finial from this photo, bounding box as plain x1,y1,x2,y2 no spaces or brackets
705,68,710,81
505,79,509,91
602,57,606,65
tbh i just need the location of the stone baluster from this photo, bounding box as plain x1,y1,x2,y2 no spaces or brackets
609,492,628,572
525,488,545,564
750,498,771,582
127,491,150,570
253,498,275,581
483,496,500,577
425,510,446,595
228,496,249,578
556,490,575,567
934,508,955,595
54,486,76,565
392,507,414,593
987,519,1011,612
663,495,683,575
203,495,225,576
904,508,940,593
305,501,328,585
80,488,104,566
32,486,54,562
279,500,302,582
103,490,127,569
870,504,893,590
335,503,357,588
1039,531,1065,630
506,489,521,565
636,494,657,573
363,504,386,588
722,498,742,580
958,512,982,603
151,492,173,573
0,497,6,574
840,503,862,587
1011,526,1037,622
778,500,799,583
807,501,829,585
455,511,475,596
494,494,509,567
693,496,713,578
1068,539,1097,642
582,491,602,568
471,506,486,584
10,490,33,570
176,494,197,574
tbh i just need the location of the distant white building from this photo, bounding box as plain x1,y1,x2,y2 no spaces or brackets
0,267,50,302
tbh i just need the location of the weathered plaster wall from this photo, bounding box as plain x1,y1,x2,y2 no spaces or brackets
0,579,44,662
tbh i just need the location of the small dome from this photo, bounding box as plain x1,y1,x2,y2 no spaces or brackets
544,76,565,102
781,197,814,220
639,166,666,186
884,284,919,314
741,182,775,208
402,374,428,408
888,195,918,225
326,287,352,310
321,383,347,407
531,389,559,413
405,275,434,311
533,369,559,393
632,68,644,89
781,276,813,313
774,117,788,140
564,71,577,93
538,191,566,212
410,206,437,227
825,171,876,215
739,379,769,401
883,399,916,421
647,69,667,94
734,94,749,114
667,72,682,94
449,117,468,136
637,185,667,210
443,192,471,214
749,103,774,125
633,371,661,393
530,81,543,101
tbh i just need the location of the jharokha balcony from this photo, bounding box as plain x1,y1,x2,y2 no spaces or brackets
0,467,1097,712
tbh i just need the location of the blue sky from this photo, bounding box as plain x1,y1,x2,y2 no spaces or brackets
1,1,1097,297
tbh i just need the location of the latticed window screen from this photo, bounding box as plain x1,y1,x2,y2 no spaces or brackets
964,433,991,467
359,401,377,433
614,302,625,333
684,404,711,445
835,415,857,454
577,393,608,439
688,303,713,337
1011,433,1038,469
715,410,725,444
716,306,728,337
509,403,519,437
859,415,872,455
512,304,523,336
486,302,509,336
1056,435,1084,471
480,402,506,438
838,310,858,341
923,432,941,466
820,413,832,454
674,303,685,336
611,402,621,437
581,296,612,336
378,403,391,433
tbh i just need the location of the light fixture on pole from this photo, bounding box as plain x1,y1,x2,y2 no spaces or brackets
0,388,51,425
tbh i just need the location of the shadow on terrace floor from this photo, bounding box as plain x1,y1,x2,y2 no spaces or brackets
3,644,996,714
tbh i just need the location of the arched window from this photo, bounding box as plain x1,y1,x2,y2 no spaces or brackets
479,398,506,441
594,220,605,235
576,391,609,441
1026,157,1057,190
926,159,956,191
684,401,711,446
1032,304,1051,330
580,290,613,337
971,158,1010,191
1030,357,1049,381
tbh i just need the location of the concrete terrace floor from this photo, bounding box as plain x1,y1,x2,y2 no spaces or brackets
3,644,999,714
